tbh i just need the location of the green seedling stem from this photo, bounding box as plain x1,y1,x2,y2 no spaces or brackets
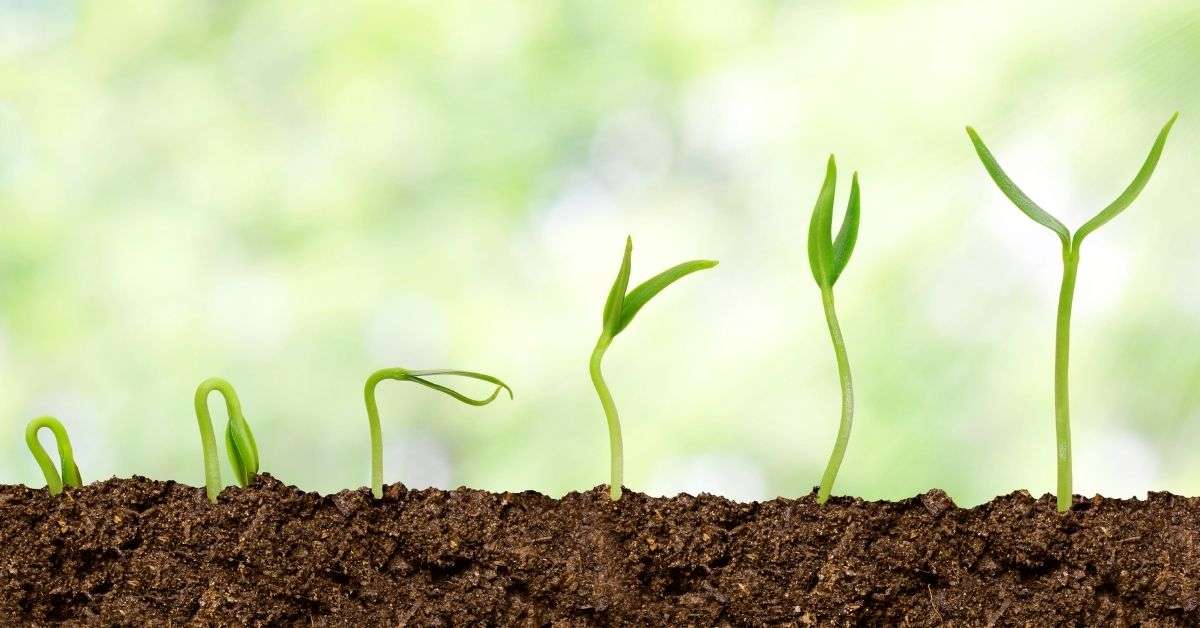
25,416,82,495
592,236,718,501
194,377,260,503
807,155,862,504
364,367,512,499
967,113,1178,512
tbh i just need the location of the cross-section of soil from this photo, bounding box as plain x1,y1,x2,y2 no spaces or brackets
1,474,1197,625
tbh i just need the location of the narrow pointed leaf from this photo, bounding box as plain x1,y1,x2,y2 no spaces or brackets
807,155,838,288
1074,112,1178,244
601,237,632,335
406,371,512,406
612,259,718,335
966,126,1070,244
225,425,249,486
224,415,258,486
830,171,860,285
67,462,82,487
407,369,514,400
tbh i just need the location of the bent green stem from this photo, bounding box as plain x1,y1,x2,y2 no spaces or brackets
816,287,854,504
589,335,623,501
25,416,82,495
365,367,511,499
1054,243,1080,512
194,377,260,503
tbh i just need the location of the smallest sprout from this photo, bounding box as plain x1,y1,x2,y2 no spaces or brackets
25,416,83,496
195,377,260,503
365,367,512,499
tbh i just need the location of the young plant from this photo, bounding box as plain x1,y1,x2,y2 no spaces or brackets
194,377,260,503
807,156,861,505
25,416,83,495
364,367,512,499
592,236,717,501
967,113,1178,513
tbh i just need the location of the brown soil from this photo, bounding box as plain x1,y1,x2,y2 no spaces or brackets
1,475,1197,626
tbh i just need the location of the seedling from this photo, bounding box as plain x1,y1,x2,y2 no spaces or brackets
194,377,260,502
967,113,1178,512
25,416,82,495
807,156,862,504
364,367,512,499
592,236,717,501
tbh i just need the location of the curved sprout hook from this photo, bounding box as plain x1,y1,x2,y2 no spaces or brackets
365,367,512,499
25,416,83,496
194,377,260,503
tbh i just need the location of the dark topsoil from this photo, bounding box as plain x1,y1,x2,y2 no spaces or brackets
1,476,1198,626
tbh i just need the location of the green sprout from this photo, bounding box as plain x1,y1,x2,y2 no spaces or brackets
194,377,260,503
967,113,1178,513
807,156,861,505
364,367,512,499
591,236,718,501
25,416,83,495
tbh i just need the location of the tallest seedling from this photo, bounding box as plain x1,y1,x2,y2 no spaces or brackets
807,156,861,504
967,113,1178,513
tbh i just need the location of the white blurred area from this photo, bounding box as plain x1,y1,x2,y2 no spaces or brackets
647,454,768,503
1,1,1200,505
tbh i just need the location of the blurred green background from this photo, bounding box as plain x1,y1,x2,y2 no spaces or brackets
2,1,1199,506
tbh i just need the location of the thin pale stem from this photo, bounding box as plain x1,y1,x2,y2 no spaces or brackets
1054,243,1080,513
589,335,623,501
817,287,855,504
25,416,82,495
364,368,395,499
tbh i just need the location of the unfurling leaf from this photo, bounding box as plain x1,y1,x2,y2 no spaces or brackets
831,172,860,285
601,237,632,336
808,156,861,288
807,155,838,288
615,259,719,335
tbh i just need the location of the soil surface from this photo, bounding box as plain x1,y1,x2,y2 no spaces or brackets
1,475,1198,626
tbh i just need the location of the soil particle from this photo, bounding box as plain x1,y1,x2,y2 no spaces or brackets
1,475,1198,625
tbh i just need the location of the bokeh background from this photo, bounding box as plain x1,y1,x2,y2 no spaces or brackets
2,1,1200,506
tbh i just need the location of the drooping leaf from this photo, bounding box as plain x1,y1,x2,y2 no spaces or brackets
613,259,718,335
830,171,860,285
966,126,1071,245
405,369,513,405
601,237,633,336
807,155,838,288
1074,112,1179,245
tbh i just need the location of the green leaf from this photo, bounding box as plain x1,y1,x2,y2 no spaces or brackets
601,237,632,336
966,126,1070,245
807,155,838,288
830,171,860,285
613,259,719,335
405,369,513,405
1074,112,1179,245
224,415,258,487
